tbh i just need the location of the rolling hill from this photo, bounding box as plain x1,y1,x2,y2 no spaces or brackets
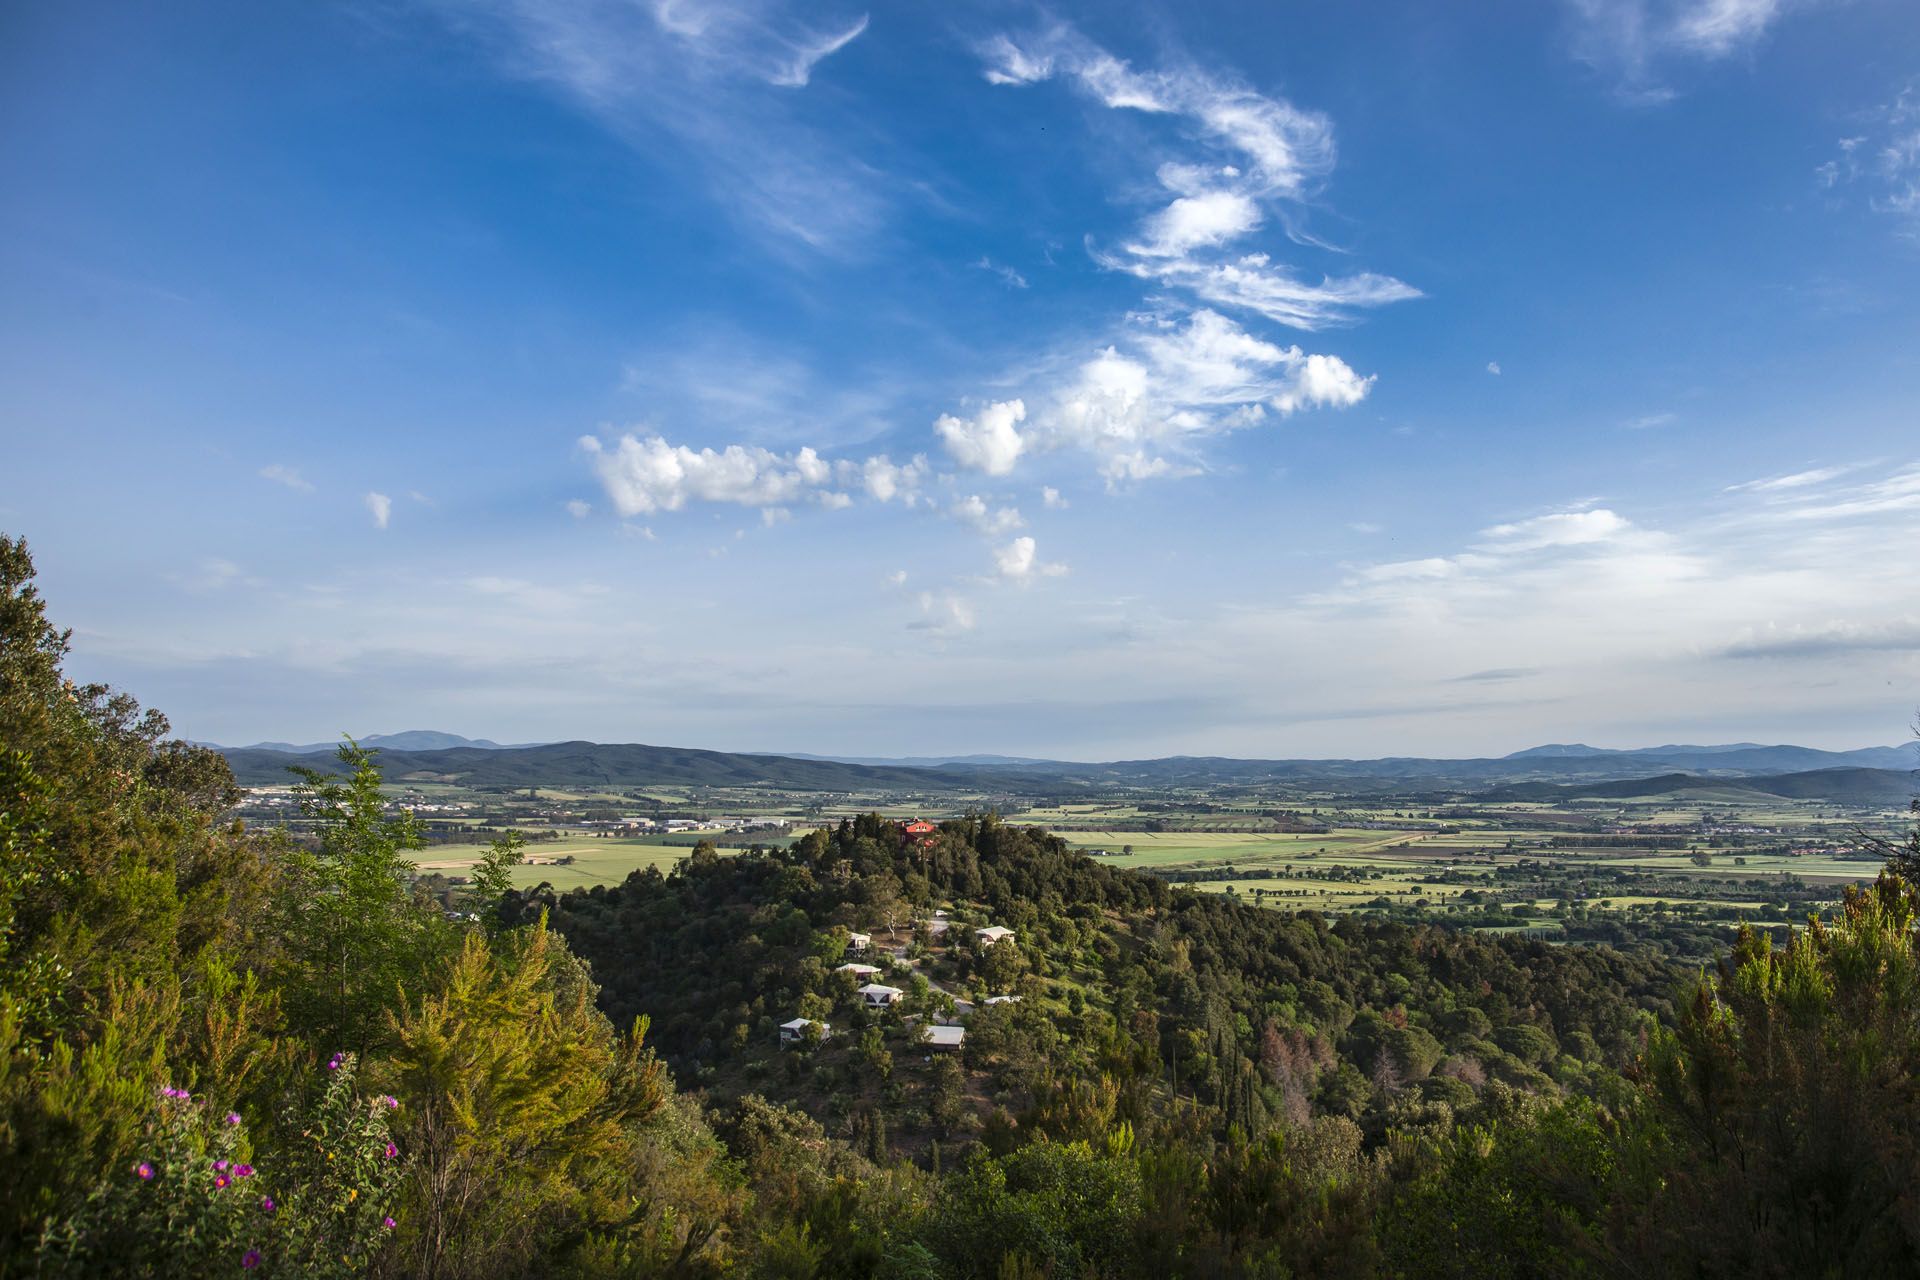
1482,767,1917,806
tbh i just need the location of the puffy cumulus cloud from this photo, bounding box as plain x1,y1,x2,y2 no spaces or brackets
840,453,928,503
935,400,1028,476
951,495,1025,536
364,492,392,530
910,590,976,632
579,432,832,516
937,310,1374,486
1042,486,1068,509
982,25,1417,330
992,535,1067,581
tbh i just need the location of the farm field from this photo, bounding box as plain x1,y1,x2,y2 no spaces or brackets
1058,829,1425,867
418,835,753,889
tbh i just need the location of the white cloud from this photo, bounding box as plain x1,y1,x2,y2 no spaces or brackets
766,14,869,89
566,499,593,519
981,25,1417,331
1042,486,1068,509
911,590,976,632
939,310,1373,485
935,400,1028,476
885,569,908,588
1817,85,1920,235
1486,361,1502,375
951,495,1025,536
841,453,928,503
579,433,831,515
992,535,1067,581
973,256,1030,289
1481,508,1630,550
1129,190,1263,258
1565,0,1814,101
426,0,883,252
260,464,314,492
1724,465,1856,493
1624,411,1677,430
364,492,392,530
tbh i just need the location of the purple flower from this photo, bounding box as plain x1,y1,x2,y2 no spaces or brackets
242,1249,261,1269
382,1216,396,1230
380,1095,399,1110
383,1143,398,1159
260,1196,276,1213
214,1160,230,1172
214,1173,231,1190
226,1112,242,1126
134,1162,154,1180
235,1164,255,1178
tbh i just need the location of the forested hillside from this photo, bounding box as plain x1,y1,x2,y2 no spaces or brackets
8,532,1920,1277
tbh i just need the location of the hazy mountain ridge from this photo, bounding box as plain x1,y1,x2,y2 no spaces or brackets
215,730,534,754
217,735,1919,796
1482,767,1917,806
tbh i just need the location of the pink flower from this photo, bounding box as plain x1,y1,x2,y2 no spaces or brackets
213,1160,230,1172
226,1112,242,1126
134,1162,154,1180
214,1173,231,1190
261,1196,276,1213
383,1143,398,1159
382,1216,397,1230
381,1095,399,1110
242,1249,261,1269
235,1164,254,1178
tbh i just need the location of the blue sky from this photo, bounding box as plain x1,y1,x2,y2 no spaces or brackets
3,0,1918,759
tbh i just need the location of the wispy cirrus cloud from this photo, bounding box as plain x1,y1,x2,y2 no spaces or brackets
260,463,314,492
1817,84,1920,236
979,25,1418,331
423,0,880,251
1564,0,1818,103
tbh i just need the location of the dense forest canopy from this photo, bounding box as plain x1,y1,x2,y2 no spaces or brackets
5,532,1920,1277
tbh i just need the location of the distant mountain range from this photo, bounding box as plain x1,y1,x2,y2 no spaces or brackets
214,733,1919,800
1482,767,1917,806
215,731,538,755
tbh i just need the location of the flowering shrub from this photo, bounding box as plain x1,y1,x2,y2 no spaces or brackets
36,1055,404,1276
269,1053,405,1276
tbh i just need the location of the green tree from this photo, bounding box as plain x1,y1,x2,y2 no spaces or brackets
382,922,667,1279
275,742,451,1053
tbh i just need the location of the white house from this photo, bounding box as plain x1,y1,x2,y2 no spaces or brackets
975,925,1015,947
859,983,905,1008
847,932,872,952
836,962,882,979
922,1025,965,1050
779,1017,827,1047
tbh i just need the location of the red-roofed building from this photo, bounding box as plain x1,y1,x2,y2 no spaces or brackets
903,819,938,847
